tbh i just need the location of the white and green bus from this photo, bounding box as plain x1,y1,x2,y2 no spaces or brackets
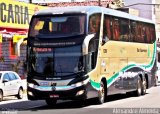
26,6,156,106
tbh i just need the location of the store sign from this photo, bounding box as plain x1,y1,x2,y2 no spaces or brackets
0,0,46,29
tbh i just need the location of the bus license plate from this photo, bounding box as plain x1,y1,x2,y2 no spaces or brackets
50,94,59,98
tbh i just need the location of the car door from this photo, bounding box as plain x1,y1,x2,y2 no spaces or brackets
8,72,20,95
2,73,12,96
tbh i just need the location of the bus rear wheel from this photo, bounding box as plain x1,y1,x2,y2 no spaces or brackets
142,78,147,95
97,81,106,104
45,99,57,107
134,77,142,96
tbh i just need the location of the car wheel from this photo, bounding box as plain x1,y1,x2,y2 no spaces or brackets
45,99,57,107
134,77,142,96
97,81,106,104
17,88,23,99
0,90,3,102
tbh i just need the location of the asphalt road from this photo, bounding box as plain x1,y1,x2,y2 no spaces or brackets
1,84,160,114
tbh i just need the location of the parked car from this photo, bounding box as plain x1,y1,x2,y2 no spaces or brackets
0,71,23,101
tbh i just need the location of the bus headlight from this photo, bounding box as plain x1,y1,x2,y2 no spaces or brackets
28,83,37,88
76,90,85,96
28,91,34,96
71,78,89,87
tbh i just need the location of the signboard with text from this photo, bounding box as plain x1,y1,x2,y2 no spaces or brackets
0,0,46,29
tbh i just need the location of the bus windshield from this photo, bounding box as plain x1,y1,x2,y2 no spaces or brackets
29,15,85,38
28,45,84,77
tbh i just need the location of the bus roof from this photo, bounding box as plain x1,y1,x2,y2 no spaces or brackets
35,6,154,24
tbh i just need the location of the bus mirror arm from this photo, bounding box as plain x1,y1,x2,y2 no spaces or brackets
82,34,95,55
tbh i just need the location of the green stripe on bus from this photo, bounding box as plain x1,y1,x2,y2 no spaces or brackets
90,79,100,90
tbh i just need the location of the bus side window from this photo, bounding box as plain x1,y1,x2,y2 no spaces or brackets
120,18,129,42
87,39,98,70
145,25,150,43
112,18,120,41
88,13,101,35
150,25,156,43
142,25,147,43
130,21,137,42
88,13,101,54
137,22,144,43
102,15,111,45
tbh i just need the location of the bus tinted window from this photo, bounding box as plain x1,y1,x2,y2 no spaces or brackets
88,13,101,35
150,24,156,43
29,15,85,38
145,25,151,43
128,21,155,44
103,15,112,45
112,18,120,41
120,18,129,41
130,21,137,42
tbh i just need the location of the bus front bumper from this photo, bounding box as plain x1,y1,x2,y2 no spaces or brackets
27,83,88,100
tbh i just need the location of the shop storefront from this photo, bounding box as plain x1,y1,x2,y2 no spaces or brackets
0,0,46,78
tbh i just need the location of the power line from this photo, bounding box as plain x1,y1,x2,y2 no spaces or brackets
122,3,160,8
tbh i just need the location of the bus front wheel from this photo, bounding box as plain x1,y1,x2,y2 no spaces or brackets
45,99,57,107
97,81,106,104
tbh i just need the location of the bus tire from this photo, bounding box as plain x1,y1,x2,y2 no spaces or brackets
142,77,147,95
97,81,106,104
134,76,142,96
45,99,57,107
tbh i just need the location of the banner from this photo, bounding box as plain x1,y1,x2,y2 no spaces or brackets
0,0,46,29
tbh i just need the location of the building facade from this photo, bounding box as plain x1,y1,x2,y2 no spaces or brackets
0,0,46,78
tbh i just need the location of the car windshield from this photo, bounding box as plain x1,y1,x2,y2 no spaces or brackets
28,45,83,77
29,15,85,38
